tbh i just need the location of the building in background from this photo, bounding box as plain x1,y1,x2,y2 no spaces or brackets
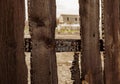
56,14,80,34
58,14,80,24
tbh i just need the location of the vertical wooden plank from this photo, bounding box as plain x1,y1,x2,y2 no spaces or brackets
79,0,103,84
0,0,27,84
49,0,58,84
104,0,120,84
28,0,58,84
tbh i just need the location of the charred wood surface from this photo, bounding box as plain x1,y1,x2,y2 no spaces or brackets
24,38,104,52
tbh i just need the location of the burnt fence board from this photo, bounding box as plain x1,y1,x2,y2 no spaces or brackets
24,38,104,52
28,0,58,84
79,0,103,84
0,0,27,84
104,0,120,84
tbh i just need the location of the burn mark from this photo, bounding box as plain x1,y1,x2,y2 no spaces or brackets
93,33,95,37
35,35,55,49
31,17,45,27
44,38,55,49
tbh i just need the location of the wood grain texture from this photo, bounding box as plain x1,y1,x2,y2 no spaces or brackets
28,0,58,84
79,0,103,84
104,0,120,84
0,0,27,84
49,0,58,83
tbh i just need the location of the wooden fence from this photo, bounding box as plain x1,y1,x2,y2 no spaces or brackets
0,0,27,84
0,0,120,84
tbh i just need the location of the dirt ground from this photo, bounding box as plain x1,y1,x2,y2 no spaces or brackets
56,52,75,84
55,34,80,84
25,52,104,84
25,52,79,84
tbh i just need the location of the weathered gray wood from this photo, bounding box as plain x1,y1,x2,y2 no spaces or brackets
0,0,27,84
79,0,103,84
28,0,58,84
104,0,120,84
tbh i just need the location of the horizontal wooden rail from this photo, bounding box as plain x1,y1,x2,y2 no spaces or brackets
24,38,104,52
